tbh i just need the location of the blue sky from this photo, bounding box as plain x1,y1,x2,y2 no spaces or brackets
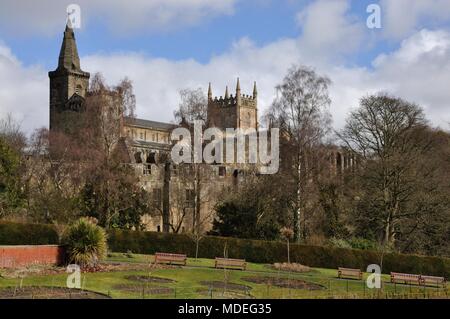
1,0,388,67
1,0,450,134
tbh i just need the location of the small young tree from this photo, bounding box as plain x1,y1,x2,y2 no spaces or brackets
280,227,294,264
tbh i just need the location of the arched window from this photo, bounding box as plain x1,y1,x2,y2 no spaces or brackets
143,153,155,175
134,152,142,163
75,84,82,95
147,153,157,164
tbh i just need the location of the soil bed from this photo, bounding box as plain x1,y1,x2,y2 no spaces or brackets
242,276,324,290
200,281,251,291
113,284,173,295
0,286,110,299
125,275,175,283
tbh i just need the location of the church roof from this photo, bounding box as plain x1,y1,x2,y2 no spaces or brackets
124,116,178,131
129,139,172,151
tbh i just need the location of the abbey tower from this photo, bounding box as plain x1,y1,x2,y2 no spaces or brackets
48,24,90,131
207,78,258,131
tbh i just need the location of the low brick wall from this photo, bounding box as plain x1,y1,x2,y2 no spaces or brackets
0,245,65,268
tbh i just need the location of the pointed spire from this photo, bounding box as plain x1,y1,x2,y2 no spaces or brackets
58,22,81,71
236,77,241,95
208,82,212,100
225,86,229,99
253,81,257,99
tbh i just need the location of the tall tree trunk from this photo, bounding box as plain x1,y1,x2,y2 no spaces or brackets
162,161,171,233
194,165,201,234
294,151,302,242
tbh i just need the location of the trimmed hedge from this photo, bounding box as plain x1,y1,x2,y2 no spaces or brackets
1,222,447,278
107,229,450,278
0,222,59,245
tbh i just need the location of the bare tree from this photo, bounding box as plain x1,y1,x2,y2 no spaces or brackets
338,93,430,246
267,65,332,242
174,88,207,125
0,114,26,152
24,128,84,223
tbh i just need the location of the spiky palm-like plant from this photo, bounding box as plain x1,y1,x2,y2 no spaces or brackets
62,218,107,269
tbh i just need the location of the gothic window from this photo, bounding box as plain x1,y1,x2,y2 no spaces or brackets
336,152,343,175
143,153,156,175
134,152,142,163
75,84,82,95
147,153,157,164
185,189,195,207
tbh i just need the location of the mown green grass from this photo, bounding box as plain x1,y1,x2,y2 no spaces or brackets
0,253,447,299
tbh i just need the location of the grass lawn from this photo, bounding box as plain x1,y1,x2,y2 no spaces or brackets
0,252,447,299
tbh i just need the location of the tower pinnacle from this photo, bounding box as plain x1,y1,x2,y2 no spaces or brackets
236,77,241,95
208,82,212,100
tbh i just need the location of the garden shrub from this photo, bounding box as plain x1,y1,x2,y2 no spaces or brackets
61,218,107,268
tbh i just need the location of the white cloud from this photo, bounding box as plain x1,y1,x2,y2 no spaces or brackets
89,28,450,130
372,29,450,124
1,1,450,136
380,0,450,40
82,37,303,126
296,0,366,59
0,42,48,134
82,27,450,132
0,0,237,35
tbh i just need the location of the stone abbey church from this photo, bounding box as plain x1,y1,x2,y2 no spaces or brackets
49,25,263,232
49,25,354,232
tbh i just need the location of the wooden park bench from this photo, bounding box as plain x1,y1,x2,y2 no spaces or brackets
154,252,187,266
420,275,446,288
337,267,363,280
390,272,421,285
215,258,246,270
